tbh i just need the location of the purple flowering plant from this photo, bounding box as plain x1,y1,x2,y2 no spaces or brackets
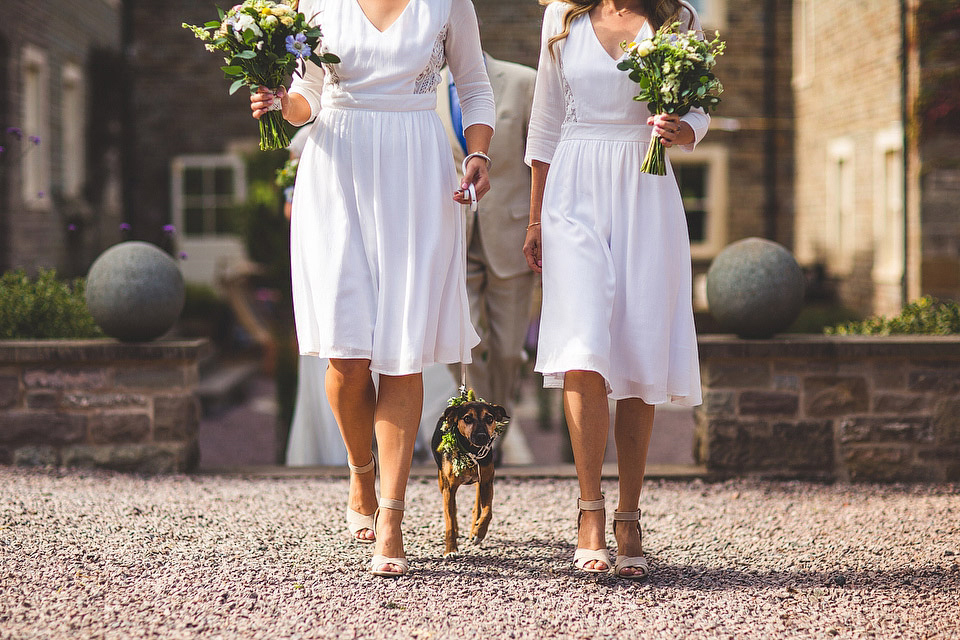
183,0,339,151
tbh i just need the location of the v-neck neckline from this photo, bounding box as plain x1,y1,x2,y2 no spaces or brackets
586,12,650,62
354,0,414,35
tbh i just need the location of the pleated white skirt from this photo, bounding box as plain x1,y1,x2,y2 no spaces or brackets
536,123,702,405
290,107,479,376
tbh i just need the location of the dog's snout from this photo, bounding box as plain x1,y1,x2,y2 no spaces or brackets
471,430,490,446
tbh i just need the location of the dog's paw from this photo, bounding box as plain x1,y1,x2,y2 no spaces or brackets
442,550,461,559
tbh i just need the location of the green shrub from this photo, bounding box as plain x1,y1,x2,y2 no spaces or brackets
824,296,960,335
0,269,103,339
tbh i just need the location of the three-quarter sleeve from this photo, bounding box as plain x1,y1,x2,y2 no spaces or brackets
288,60,325,121
677,1,711,152
288,0,324,121
445,0,495,132
525,3,566,166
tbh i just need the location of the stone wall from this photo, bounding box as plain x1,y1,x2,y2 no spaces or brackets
695,335,960,482
0,339,208,473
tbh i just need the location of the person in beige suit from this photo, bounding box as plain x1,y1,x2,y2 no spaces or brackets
439,54,538,462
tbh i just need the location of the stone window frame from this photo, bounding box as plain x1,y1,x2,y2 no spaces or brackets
21,44,50,210
669,143,729,262
792,0,814,89
871,125,904,288
685,0,727,31
61,63,85,199
825,137,856,275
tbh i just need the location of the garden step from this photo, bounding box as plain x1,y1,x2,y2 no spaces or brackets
197,360,260,416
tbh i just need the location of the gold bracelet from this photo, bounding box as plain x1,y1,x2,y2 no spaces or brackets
526,222,541,229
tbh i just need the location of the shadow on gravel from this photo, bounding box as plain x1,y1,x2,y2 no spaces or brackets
638,563,960,591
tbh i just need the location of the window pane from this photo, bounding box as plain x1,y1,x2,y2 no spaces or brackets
675,164,707,199
214,167,234,196
687,209,707,243
183,168,204,196
184,207,206,235
214,206,239,235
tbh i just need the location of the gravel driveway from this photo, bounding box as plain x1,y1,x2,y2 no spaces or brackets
1,467,958,639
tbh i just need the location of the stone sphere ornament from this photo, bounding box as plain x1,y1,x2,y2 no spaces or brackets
706,237,805,339
85,241,185,342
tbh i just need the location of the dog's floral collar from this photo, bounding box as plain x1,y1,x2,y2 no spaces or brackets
437,389,508,476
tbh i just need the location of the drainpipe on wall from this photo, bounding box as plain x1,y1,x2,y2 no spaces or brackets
763,0,779,241
0,35,9,270
900,0,912,308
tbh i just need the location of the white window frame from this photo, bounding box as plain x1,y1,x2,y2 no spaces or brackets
826,137,856,274
170,154,247,239
792,0,815,89
669,143,728,261
61,63,85,198
872,126,904,286
21,45,50,210
684,0,726,31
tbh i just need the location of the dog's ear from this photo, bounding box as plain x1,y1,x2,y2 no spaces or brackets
442,404,462,426
491,404,508,423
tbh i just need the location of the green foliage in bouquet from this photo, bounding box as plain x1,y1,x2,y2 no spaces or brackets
824,296,960,336
0,269,103,339
183,1,340,151
618,23,725,175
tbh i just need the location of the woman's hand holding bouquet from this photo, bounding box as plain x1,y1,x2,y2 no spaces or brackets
618,24,725,175
184,1,340,150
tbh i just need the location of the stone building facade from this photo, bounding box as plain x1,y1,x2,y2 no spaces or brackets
793,0,960,316
0,0,123,277
4,1,957,320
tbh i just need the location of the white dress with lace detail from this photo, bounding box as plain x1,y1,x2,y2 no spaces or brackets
287,0,495,375
415,25,448,94
525,1,710,405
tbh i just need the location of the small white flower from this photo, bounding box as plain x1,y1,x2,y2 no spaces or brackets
636,39,655,57
234,13,263,39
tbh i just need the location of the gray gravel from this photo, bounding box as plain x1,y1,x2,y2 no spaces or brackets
1,467,958,639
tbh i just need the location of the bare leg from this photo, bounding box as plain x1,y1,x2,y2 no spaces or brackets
372,372,423,572
563,370,611,571
614,397,655,576
326,358,377,541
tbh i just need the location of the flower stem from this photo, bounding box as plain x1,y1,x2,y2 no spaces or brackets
640,134,667,176
258,111,290,151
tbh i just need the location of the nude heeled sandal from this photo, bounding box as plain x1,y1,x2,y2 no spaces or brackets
613,509,650,580
370,498,409,577
346,455,377,544
573,497,611,573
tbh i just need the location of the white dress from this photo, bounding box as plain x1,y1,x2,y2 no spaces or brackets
526,2,707,405
288,0,495,376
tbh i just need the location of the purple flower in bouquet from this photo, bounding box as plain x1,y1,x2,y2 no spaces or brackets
5,127,22,140
28,136,40,145
119,222,132,232
163,224,176,235
286,33,311,59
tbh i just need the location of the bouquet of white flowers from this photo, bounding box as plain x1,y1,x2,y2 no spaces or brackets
184,1,340,151
618,23,725,175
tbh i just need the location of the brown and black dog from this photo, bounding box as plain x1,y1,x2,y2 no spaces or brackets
432,400,508,557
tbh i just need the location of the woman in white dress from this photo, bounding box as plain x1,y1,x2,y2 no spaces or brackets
523,0,707,579
251,0,495,577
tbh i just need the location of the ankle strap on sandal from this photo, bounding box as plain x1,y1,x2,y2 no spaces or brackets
578,497,606,511
613,509,641,521
379,498,405,511
348,454,376,474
